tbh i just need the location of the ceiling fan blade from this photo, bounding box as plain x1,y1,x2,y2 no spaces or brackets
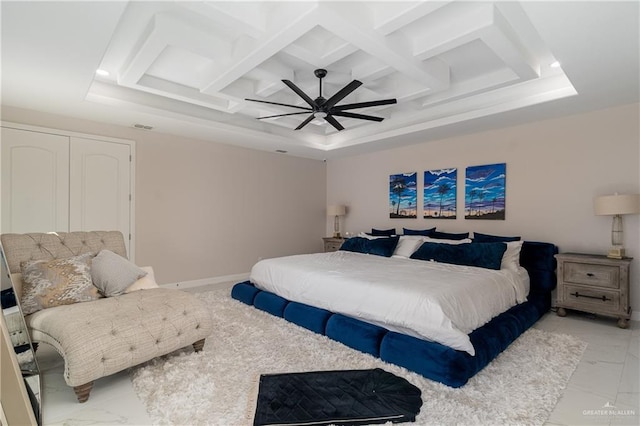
295,114,315,130
282,80,316,107
332,98,397,111
324,114,345,131
257,111,312,119
245,98,312,111
324,80,363,109
331,111,384,122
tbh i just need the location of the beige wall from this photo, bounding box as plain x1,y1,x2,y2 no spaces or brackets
327,103,640,318
1,107,327,283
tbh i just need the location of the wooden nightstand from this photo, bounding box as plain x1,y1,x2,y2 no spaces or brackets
555,253,632,328
322,237,345,252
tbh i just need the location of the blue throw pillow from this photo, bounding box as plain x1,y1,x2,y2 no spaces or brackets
430,230,469,240
473,232,521,243
340,236,399,257
402,227,435,236
371,228,396,236
410,242,507,270
340,237,369,254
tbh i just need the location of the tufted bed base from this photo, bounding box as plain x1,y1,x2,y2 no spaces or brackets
232,241,557,388
1,231,214,402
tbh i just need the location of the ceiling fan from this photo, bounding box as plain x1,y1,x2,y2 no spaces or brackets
245,69,397,131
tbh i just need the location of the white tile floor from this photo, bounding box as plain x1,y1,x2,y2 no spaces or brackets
37,286,639,426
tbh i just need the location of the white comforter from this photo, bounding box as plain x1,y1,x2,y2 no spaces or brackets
250,251,530,355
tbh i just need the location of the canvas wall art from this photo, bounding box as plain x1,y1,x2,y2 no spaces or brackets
465,163,506,220
389,172,417,219
423,168,457,219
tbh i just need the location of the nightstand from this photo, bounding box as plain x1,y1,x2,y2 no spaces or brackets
322,237,345,252
555,253,632,328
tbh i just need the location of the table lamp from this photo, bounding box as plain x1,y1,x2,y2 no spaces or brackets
327,205,346,238
594,193,640,258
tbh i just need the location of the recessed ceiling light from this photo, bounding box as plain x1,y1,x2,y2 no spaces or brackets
550,61,561,68
96,69,110,77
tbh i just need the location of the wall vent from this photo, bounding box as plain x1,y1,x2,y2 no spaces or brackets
133,123,153,130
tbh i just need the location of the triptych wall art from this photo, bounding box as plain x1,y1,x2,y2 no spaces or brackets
389,163,506,220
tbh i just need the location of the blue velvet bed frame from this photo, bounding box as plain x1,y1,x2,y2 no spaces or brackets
231,241,558,388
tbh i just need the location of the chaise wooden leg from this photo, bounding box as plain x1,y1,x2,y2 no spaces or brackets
192,339,205,352
73,381,94,403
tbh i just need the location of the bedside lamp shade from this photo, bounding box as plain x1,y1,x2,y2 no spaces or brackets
327,205,346,238
594,193,640,258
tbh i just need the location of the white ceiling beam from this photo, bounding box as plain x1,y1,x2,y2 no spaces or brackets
479,7,539,80
318,5,449,91
119,14,232,87
374,1,451,35
178,1,266,38
200,4,320,95
412,3,494,60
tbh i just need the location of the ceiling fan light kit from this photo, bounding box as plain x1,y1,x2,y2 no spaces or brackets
246,69,397,131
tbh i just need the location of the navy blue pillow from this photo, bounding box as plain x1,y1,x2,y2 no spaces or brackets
371,228,396,236
402,227,435,236
340,236,399,257
410,242,507,270
430,230,469,240
473,232,521,243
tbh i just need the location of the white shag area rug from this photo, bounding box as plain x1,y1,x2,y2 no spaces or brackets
130,288,586,426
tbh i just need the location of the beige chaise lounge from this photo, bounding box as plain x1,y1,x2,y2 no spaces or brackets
1,231,214,402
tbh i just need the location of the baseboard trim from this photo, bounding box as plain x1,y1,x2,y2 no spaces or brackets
160,273,250,290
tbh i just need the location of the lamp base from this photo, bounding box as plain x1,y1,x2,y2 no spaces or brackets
333,232,342,238
607,247,625,259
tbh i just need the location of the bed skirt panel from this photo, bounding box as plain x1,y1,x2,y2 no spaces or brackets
326,314,387,357
231,280,548,388
284,302,332,334
254,291,288,317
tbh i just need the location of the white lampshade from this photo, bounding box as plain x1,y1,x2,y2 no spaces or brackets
327,205,346,216
594,194,640,216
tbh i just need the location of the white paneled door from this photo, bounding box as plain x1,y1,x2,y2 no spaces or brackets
1,124,134,258
1,127,70,233
70,137,131,252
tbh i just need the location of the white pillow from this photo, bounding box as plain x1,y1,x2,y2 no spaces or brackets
392,236,426,258
501,241,524,271
422,237,472,245
124,266,159,293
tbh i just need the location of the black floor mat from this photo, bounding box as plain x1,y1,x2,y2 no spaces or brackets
253,368,422,426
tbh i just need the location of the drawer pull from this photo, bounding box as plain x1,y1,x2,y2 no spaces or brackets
586,273,595,277
570,291,610,302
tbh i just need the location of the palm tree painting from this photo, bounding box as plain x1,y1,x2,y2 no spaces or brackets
423,168,457,219
465,163,506,220
389,173,417,218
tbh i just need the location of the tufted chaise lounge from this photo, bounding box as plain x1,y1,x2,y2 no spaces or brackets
1,231,214,402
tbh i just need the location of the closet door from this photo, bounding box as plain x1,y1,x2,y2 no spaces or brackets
1,127,69,233
69,137,131,255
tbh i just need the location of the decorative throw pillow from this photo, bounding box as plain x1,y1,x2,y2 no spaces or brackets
20,253,99,315
472,232,521,243
402,227,435,236
392,236,426,258
340,236,400,257
410,242,507,270
124,266,159,293
91,250,148,297
370,228,396,236
430,230,470,240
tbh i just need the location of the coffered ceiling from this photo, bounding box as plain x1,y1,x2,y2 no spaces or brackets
1,1,638,159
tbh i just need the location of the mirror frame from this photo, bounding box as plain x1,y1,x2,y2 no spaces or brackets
1,244,41,425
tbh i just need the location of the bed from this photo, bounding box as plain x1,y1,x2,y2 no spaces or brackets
231,236,557,388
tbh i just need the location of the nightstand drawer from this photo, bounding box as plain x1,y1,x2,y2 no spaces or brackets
563,262,620,289
325,242,343,252
561,284,620,313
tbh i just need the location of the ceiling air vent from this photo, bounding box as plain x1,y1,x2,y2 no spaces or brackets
133,124,153,130
275,149,288,153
